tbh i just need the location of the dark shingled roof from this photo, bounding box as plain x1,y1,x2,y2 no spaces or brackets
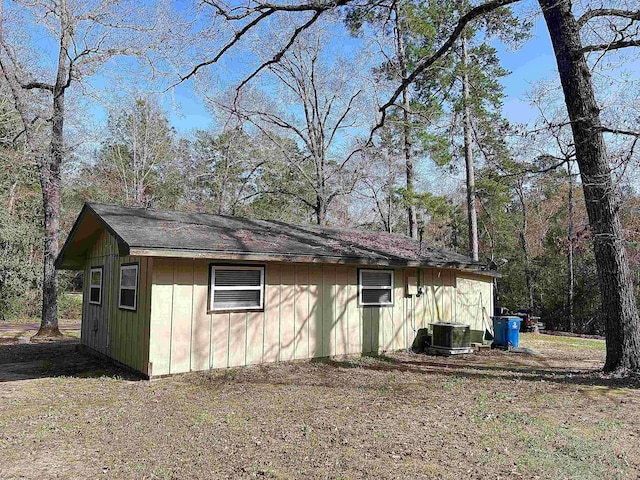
56,202,493,273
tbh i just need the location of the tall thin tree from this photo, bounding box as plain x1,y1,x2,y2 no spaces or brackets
0,0,169,335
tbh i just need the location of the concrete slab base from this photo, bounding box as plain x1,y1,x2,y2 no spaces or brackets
426,346,474,356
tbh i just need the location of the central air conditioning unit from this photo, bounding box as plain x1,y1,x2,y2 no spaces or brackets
428,322,473,355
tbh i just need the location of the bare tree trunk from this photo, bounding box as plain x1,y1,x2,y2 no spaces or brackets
34,0,72,337
217,142,232,215
520,230,534,311
0,6,59,335
540,0,640,373
515,181,534,311
387,183,393,233
316,193,326,226
462,37,479,261
218,161,228,215
135,177,146,207
567,158,575,332
315,157,328,225
394,6,417,239
37,159,61,337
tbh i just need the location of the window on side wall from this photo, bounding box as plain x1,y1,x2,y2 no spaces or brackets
89,266,103,305
209,265,265,312
359,269,394,307
119,264,138,311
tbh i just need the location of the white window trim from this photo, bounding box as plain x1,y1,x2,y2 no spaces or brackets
89,267,103,306
118,264,138,311
359,269,395,307
209,265,265,312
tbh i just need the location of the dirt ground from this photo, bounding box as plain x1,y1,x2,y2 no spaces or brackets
0,331,639,480
0,320,81,334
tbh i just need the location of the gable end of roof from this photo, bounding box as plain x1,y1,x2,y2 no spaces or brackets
55,203,130,270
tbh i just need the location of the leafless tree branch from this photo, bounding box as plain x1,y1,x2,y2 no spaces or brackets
577,9,640,29
602,126,640,137
235,9,325,94
583,39,640,53
21,81,54,91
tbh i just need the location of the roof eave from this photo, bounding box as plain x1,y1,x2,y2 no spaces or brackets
127,247,496,276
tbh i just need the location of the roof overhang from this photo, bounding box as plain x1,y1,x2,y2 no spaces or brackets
127,247,499,277
55,204,130,270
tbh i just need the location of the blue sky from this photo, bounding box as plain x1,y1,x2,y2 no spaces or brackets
159,15,560,135
497,20,557,123
166,84,214,133
26,1,628,145
12,0,635,139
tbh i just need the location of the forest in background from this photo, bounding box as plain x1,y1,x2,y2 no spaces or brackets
0,0,639,341
3,93,638,335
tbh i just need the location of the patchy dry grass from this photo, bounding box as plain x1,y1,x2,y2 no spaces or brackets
0,333,638,479
527,334,607,351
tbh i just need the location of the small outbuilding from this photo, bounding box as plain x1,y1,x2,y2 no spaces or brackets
56,203,496,377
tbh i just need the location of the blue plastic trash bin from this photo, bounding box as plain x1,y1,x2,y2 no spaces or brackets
492,316,521,349
505,317,520,348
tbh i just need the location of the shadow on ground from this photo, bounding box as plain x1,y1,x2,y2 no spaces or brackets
0,339,141,382
321,353,640,390
2,337,639,391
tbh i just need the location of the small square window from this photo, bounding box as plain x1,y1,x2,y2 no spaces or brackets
209,266,264,312
89,267,103,306
119,264,138,311
359,269,394,307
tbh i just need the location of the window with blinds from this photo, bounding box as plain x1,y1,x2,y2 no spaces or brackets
209,266,265,311
359,269,394,306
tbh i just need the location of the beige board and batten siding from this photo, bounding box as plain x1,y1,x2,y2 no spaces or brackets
81,229,152,374
148,259,493,376
455,272,494,342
